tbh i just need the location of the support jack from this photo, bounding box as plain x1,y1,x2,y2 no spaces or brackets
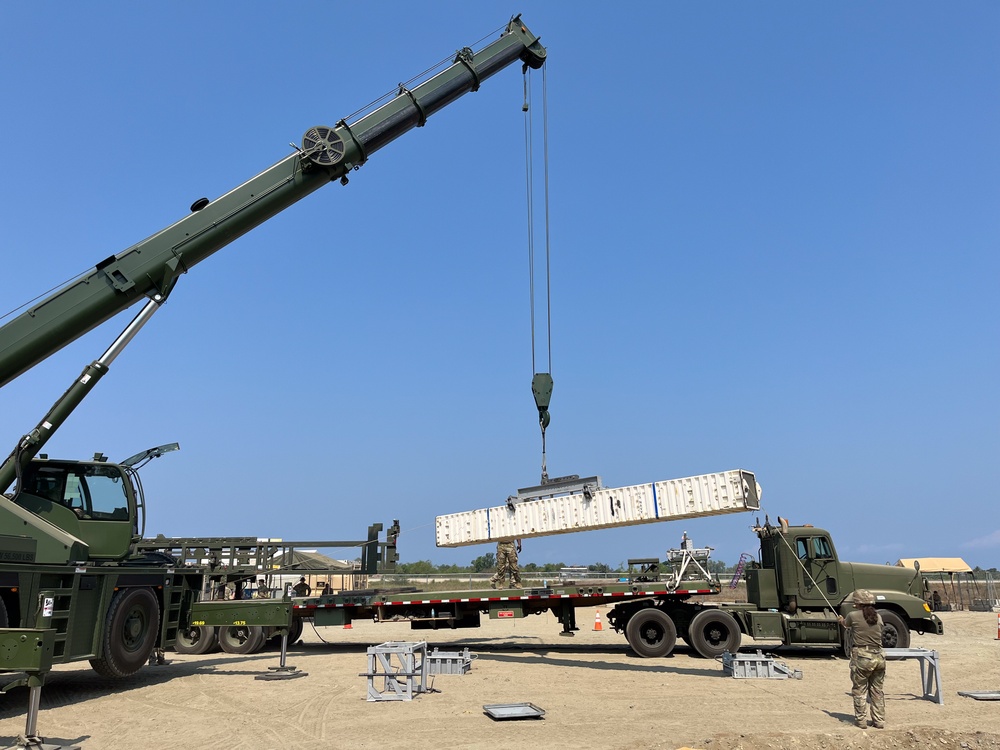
255,631,307,681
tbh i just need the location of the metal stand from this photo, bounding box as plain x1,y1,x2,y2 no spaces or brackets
884,648,943,704
3,678,81,750
557,604,578,637
665,543,715,584
722,650,802,680
0,619,76,749
255,632,307,681
361,642,429,701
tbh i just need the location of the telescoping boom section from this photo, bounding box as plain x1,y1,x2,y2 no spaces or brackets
0,16,545,389
435,469,761,547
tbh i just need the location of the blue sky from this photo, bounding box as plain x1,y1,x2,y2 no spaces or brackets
1,3,997,571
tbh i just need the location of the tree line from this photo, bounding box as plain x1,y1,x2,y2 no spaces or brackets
393,554,732,575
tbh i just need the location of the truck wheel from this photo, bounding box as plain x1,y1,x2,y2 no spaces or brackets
625,608,677,658
841,629,853,658
879,610,910,649
218,625,265,654
688,609,741,659
175,625,218,655
90,587,160,679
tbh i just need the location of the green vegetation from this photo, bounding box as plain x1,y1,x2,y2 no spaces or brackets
393,558,736,575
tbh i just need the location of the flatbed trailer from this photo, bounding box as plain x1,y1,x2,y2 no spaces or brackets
291,519,944,660
296,577,718,632
293,545,730,658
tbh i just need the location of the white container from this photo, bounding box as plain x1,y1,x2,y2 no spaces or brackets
435,469,760,547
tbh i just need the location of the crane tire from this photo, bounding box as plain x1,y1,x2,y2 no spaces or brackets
90,587,160,679
218,625,265,655
625,608,677,658
174,625,218,655
688,609,742,659
288,617,304,645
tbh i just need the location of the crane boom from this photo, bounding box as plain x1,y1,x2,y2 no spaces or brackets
0,16,545,389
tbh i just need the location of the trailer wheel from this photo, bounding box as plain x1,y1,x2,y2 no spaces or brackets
218,625,265,654
625,608,677,658
174,625,218,655
688,609,741,659
90,587,160,678
879,610,910,649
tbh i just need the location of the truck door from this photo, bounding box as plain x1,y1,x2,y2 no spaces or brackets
795,535,841,606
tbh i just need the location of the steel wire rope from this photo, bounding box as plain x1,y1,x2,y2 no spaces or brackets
542,63,553,375
340,24,506,124
523,66,554,377
0,269,95,323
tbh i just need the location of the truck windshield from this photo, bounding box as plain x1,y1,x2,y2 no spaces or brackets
22,464,129,520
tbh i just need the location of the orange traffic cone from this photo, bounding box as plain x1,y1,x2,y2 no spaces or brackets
344,621,353,630
593,609,603,632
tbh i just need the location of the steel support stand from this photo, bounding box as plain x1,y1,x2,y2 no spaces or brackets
884,648,943,704
255,632,307,681
557,603,577,636
3,677,81,750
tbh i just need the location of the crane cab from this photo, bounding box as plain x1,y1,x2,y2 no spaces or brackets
13,458,138,561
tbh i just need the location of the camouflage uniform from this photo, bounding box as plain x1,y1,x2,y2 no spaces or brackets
842,590,885,728
490,540,522,589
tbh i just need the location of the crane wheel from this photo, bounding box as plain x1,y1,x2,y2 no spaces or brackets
218,625,265,655
175,625,218,655
287,617,304,645
90,587,160,678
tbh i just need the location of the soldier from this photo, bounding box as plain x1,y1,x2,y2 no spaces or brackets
292,576,311,597
838,589,886,729
490,539,522,589
254,578,270,599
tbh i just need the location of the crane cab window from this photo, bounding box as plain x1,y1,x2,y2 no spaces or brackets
21,464,129,521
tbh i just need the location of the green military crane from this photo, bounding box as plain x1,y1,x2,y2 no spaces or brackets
0,15,546,693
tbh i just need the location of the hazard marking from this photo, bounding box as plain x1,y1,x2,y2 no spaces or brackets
497,610,515,618
291,587,718,611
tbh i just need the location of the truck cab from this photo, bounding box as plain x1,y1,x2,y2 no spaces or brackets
747,520,942,646
11,458,138,561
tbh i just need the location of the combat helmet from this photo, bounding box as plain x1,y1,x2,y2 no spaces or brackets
851,589,875,605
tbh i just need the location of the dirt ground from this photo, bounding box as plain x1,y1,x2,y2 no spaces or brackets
0,610,997,750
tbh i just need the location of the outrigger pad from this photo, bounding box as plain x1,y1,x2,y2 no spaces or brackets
483,702,545,720
958,691,1000,701
256,668,308,681
3,739,82,750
